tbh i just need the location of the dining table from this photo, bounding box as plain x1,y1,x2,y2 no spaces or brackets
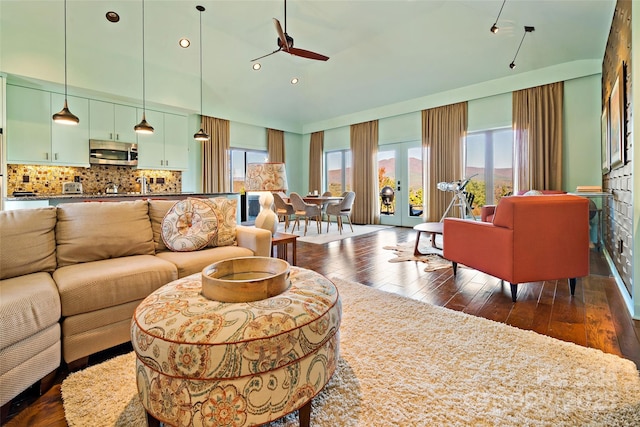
281,195,344,234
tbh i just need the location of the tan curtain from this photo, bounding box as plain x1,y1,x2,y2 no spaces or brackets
350,120,379,225
513,81,563,192
267,128,285,163
201,116,230,193
309,131,324,194
422,102,467,221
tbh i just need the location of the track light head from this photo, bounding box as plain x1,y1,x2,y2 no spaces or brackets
509,62,516,69
490,24,499,34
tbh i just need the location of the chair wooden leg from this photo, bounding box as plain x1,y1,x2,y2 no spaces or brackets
316,215,321,234
569,278,577,296
346,215,353,232
337,217,343,234
510,283,518,302
326,214,331,232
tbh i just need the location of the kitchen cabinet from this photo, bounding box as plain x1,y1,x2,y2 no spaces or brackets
137,110,188,170
6,85,51,164
6,85,89,166
89,100,137,143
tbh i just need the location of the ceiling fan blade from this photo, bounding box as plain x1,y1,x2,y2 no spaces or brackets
250,48,282,62
273,18,289,52
288,47,329,61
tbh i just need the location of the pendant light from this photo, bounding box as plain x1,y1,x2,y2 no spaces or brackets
135,0,154,134
52,0,79,125
193,5,210,141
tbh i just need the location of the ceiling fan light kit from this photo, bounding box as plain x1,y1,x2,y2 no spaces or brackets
53,0,79,125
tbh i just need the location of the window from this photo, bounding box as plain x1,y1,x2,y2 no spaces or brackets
325,149,352,195
230,149,267,222
464,128,513,215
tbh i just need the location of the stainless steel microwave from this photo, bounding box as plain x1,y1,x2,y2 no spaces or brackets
89,140,138,166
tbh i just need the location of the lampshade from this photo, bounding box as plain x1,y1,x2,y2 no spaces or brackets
245,163,289,192
134,0,154,134
52,0,79,125
194,5,209,141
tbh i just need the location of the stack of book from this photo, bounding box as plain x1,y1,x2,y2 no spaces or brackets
575,185,602,192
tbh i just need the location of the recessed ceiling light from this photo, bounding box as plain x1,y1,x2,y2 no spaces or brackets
179,38,190,48
252,63,261,70
291,77,299,84
105,11,120,23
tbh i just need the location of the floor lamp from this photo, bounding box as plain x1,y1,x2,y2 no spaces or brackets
245,163,289,235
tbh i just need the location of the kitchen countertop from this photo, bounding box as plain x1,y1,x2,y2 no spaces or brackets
5,192,238,201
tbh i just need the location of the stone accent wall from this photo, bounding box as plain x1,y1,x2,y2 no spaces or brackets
6,164,182,195
602,0,633,295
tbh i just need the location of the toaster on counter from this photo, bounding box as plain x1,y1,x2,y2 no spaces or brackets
62,182,83,194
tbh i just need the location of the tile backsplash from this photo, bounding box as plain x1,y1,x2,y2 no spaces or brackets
6,164,182,195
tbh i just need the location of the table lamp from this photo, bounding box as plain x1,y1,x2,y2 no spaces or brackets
245,163,289,234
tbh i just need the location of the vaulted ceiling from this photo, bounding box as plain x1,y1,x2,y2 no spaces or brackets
0,0,615,133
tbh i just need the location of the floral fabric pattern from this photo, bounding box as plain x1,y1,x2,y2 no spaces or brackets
132,266,341,426
207,197,237,248
161,198,219,252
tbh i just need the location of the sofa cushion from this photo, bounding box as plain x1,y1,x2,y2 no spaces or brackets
156,246,254,278
0,272,61,349
56,200,155,267
161,198,219,252
0,207,57,280
207,197,238,247
148,200,177,252
53,255,178,317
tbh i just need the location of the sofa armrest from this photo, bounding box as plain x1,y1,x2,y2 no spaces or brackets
236,225,272,257
443,218,515,282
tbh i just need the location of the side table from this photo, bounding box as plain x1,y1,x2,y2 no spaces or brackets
272,232,298,265
413,222,444,256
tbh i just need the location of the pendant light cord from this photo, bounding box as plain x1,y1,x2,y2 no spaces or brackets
494,0,506,24
63,0,68,99
199,8,203,117
142,0,146,113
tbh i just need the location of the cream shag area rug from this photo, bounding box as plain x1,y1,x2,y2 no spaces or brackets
62,278,640,427
384,240,452,271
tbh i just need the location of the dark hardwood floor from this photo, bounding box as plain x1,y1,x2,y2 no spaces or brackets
5,226,640,426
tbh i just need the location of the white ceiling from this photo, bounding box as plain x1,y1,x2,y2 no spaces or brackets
0,0,615,133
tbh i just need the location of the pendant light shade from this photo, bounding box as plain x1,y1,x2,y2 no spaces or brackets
53,0,79,125
194,5,209,141
135,0,154,134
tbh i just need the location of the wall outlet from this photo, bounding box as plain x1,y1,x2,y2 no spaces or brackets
156,177,165,184
22,175,29,183
618,239,624,254
74,176,80,182
149,178,154,184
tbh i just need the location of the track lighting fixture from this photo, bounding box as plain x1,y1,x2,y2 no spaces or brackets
135,0,154,134
194,5,209,141
52,0,79,125
509,26,534,70
490,0,507,34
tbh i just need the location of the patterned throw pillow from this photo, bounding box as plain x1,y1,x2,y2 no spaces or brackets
207,197,237,247
161,198,218,252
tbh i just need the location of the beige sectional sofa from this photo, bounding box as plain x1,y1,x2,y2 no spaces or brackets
0,198,271,409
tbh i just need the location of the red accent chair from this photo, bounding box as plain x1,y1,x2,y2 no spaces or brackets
480,190,566,222
443,195,590,302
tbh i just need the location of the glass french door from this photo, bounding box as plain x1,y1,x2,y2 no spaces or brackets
378,141,424,227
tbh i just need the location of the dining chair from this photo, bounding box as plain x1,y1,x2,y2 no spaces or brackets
273,192,295,232
321,191,337,222
326,191,355,234
289,192,322,236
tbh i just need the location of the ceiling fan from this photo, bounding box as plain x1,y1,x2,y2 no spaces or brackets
251,0,329,62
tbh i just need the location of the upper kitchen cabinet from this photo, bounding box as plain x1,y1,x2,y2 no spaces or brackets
137,110,188,170
6,85,51,163
51,93,90,166
6,85,89,166
89,100,137,143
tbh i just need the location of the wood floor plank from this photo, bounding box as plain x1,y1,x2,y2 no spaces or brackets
4,226,638,426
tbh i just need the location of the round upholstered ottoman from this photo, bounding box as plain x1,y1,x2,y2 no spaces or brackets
131,265,341,427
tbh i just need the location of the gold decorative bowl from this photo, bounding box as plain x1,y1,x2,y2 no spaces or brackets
201,256,291,303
